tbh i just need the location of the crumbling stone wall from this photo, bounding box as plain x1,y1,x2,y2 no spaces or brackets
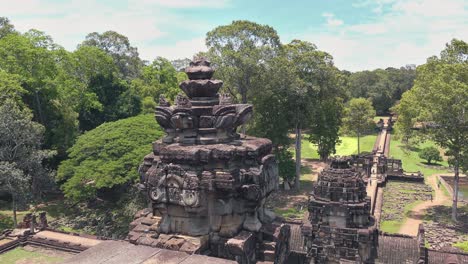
302,158,378,263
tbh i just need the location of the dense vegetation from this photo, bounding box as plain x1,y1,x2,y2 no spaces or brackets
0,15,466,230
419,146,442,165
57,114,163,201
393,39,468,220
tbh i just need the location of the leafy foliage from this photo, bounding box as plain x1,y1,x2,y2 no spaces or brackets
0,17,16,38
206,20,281,104
57,114,163,201
0,70,27,107
80,30,143,80
276,149,296,182
396,38,468,220
418,146,442,164
342,98,376,135
308,97,344,160
346,66,416,114
342,98,376,154
130,57,184,113
0,212,14,231
0,100,54,224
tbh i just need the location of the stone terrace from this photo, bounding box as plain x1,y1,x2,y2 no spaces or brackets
62,240,236,264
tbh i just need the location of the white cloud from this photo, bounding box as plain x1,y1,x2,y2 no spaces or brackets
307,0,468,71
0,0,219,61
322,12,344,27
132,0,230,8
140,37,207,62
1,0,466,71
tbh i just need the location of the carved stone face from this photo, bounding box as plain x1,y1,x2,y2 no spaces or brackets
146,164,202,209
181,190,199,207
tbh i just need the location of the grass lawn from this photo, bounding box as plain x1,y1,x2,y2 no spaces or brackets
274,207,305,219
453,241,468,252
388,138,451,177
296,134,378,159
380,220,401,234
0,247,64,264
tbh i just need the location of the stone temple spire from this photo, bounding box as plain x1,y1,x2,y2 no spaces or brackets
155,57,252,145
129,57,287,264
301,157,378,263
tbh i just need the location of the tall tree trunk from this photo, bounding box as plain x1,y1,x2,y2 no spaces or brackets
12,196,17,228
357,130,361,155
295,122,301,190
241,89,247,135
452,155,459,221
34,90,45,125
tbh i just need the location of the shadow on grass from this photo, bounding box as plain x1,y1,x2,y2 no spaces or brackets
421,162,443,167
301,165,313,174
424,204,468,229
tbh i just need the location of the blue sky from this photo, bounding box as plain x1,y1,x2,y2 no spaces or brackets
2,0,467,71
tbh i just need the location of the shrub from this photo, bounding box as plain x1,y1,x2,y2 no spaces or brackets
57,114,163,201
0,213,13,231
276,149,295,182
418,146,442,164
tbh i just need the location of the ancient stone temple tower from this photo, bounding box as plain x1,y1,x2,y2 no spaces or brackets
301,157,378,264
129,58,286,264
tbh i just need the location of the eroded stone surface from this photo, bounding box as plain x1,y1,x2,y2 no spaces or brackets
302,157,378,263
129,57,281,264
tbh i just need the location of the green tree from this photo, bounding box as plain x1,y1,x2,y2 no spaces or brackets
283,40,344,188
58,45,141,132
308,97,344,160
250,54,297,149
130,57,182,113
342,98,376,155
0,70,27,107
250,54,297,182
0,162,29,227
347,66,415,114
0,32,58,125
0,17,16,39
0,30,77,156
396,39,467,220
57,114,163,201
391,91,418,145
0,100,54,225
206,20,281,105
80,31,143,80
419,146,442,164
440,38,468,63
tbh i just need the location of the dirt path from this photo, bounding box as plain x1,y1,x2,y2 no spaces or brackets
266,159,326,219
398,174,450,236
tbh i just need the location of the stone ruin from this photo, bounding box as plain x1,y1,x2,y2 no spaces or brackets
128,58,289,264
17,212,48,232
301,157,378,263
